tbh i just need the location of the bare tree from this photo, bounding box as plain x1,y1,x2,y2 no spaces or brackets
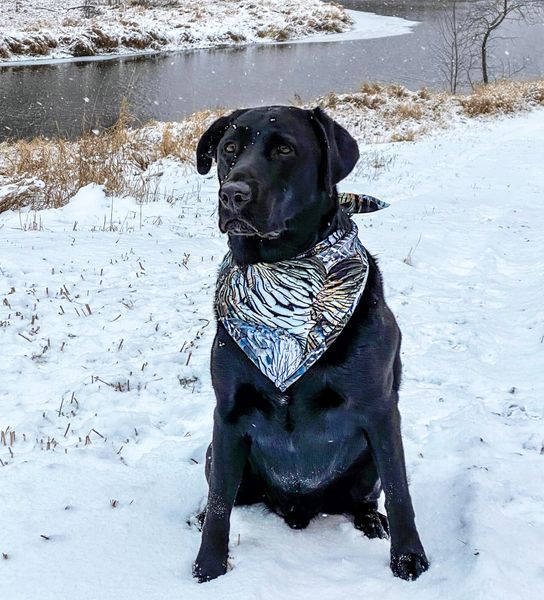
82,0,96,19
434,0,477,92
469,0,543,84
435,0,543,89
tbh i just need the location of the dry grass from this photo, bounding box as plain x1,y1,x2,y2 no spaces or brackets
459,80,544,117
0,18,171,59
316,79,544,145
0,104,220,211
390,129,418,143
0,33,58,59
0,0,352,60
2,79,544,214
155,109,222,163
1,104,135,210
256,26,291,42
255,0,350,41
315,82,452,144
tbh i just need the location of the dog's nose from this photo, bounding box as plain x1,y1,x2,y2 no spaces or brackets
219,181,252,210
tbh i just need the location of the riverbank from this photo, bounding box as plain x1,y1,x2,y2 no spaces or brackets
1,79,543,214
0,0,356,62
2,82,544,600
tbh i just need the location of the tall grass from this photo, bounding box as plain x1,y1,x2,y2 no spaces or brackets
0,105,220,212
1,79,543,214
458,80,544,116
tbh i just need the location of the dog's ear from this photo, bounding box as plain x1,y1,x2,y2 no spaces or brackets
196,109,247,175
311,107,360,195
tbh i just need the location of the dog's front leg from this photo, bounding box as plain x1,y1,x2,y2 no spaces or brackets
365,400,429,581
193,410,248,583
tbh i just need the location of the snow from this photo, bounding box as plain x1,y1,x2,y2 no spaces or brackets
0,0,417,64
284,9,418,45
1,108,544,599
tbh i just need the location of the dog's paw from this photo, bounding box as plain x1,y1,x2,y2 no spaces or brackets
390,551,429,581
186,509,207,531
354,510,389,539
284,513,310,530
192,557,227,583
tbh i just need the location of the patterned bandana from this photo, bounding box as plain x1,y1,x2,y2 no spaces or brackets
215,194,388,391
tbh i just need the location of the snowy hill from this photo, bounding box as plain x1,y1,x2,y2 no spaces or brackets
1,108,543,599
0,0,415,62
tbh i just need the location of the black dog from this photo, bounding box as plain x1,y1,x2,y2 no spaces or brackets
193,106,429,582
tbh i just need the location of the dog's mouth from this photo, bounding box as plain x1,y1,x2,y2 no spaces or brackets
222,218,257,235
221,217,283,239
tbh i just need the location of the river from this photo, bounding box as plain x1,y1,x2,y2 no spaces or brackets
0,0,543,140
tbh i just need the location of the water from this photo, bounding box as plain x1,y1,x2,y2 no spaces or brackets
1,0,543,140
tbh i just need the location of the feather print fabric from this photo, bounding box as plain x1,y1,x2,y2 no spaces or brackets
216,220,369,391
338,192,390,216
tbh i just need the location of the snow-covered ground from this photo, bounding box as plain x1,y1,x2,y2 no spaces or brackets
0,0,417,63
283,8,417,45
1,108,544,599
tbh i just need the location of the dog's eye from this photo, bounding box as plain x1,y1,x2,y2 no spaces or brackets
224,142,236,154
277,144,293,155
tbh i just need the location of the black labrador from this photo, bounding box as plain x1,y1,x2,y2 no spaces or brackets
192,106,429,582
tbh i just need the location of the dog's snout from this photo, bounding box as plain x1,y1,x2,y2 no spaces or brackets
219,181,252,210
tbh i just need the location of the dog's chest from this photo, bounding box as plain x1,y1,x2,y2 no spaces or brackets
244,391,366,493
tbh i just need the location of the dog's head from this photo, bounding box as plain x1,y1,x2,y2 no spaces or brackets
196,106,359,263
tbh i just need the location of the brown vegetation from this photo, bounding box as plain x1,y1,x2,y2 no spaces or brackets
1,80,543,214
0,0,353,61
315,83,452,144
0,106,220,212
458,79,544,116
256,27,291,42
